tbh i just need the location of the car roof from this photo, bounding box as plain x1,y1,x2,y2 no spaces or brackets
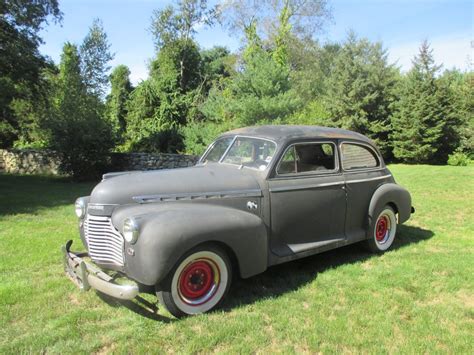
220,125,373,145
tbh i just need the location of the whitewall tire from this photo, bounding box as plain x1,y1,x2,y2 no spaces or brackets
157,246,232,318
366,206,397,253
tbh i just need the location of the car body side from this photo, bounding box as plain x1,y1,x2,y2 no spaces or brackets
80,134,412,288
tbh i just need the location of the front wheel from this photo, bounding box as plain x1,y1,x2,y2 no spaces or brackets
157,246,232,318
365,206,397,253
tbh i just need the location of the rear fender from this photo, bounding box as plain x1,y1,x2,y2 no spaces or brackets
368,183,412,233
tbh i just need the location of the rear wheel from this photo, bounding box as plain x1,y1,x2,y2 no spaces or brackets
157,246,232,318
365,206,397,253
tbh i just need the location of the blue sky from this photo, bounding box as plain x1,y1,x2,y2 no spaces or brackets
39,0,473,84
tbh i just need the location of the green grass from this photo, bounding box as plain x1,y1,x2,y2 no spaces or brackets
0,165,473,353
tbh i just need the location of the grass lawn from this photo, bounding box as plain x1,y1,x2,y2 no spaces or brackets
0,165,473,353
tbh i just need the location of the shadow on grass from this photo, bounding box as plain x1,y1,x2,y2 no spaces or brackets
221,224,433,312
96,225,432,320
0,174,95,216
96,292,175,323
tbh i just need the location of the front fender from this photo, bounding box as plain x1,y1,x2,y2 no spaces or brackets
368,183,412,229
114,203,268,286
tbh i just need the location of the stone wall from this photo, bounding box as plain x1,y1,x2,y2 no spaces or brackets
0,149,199,176
110,152,199,171
0,149,61,175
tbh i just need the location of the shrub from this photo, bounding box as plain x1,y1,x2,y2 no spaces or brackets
447,151,470,166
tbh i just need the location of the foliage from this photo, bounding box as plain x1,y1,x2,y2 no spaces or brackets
218,0,332,41
0,0,61,147
324,33,398,157
200,46,236,92
181,120,234,155
447,150,471,166
80,18,114,98
390,41,461,164
124,39,203,153
45,43,113,180
150,0,217,49
105,65,133,143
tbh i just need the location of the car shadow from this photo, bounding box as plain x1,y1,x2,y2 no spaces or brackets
220,225,433,312
96,292,175,323
96,225,432,320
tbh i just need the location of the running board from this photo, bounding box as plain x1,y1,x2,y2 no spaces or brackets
288,238,346,254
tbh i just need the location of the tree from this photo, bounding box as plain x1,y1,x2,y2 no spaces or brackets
80,18,114,98
123,39,203,153
46,43,113,179
200,46,236,92
0,0,62,147
324,33,398,157
150,0,217,92
202,28,301,127
105,65,133,142
218,0,332,42
390,41,451,163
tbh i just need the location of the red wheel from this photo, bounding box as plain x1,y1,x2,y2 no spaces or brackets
375,215,390,242
157,246,232,317
365,206,397,253
177,259,219,305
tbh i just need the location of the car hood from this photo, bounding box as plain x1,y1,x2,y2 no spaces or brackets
89,164,262,206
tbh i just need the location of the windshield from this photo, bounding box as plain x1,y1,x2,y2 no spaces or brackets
201,136,277,170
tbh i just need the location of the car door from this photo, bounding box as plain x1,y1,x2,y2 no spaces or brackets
340,141,391,242
268,141,346,256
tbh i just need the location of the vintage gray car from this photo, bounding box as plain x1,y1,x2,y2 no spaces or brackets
63,125,414,317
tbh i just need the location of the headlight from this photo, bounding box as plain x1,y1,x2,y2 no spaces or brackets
75,198,86,218
123,218,139,244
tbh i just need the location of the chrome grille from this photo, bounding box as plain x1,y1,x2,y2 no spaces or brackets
84,214,124,266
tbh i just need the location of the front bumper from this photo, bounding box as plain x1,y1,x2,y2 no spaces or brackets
62,240,139,300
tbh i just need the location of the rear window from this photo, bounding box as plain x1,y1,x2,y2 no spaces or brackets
341,143,379,170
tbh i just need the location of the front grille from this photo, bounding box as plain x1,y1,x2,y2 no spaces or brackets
84,214,124,266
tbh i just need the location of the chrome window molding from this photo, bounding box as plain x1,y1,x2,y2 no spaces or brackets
339,141,383,172
274,141,340,178
269,180,345,193
345,174,392,184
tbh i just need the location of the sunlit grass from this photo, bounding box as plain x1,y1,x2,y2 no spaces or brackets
0,165,473,353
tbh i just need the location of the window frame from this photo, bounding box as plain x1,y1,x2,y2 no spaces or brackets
199,135,278,171
274,141,340,178
339,141,382,172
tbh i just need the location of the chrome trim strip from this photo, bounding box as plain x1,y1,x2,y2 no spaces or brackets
133,189,263,203
346,174,392,184
269,181,344,193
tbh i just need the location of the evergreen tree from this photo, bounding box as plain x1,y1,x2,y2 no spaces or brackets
105,65,133,142
391,41,451,163
324,33,398,157
201,22,301,127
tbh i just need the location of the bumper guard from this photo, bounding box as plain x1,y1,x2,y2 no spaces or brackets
62,240,139,300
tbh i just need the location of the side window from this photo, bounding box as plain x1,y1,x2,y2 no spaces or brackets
277,143,336,175
341,143,379,170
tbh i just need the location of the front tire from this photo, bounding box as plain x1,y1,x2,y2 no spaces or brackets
157,246,232,318
365,206,397,253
